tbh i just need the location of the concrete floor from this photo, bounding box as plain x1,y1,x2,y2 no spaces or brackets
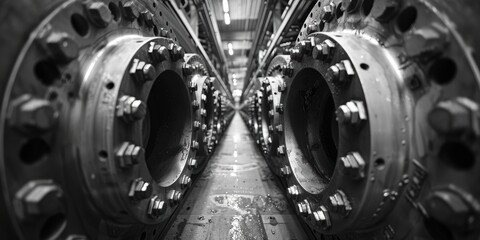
164,112,308,240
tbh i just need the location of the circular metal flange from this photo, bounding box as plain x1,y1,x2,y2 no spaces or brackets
0,0,199,239
285,0,480,239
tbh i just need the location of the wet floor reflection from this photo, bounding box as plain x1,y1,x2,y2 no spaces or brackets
164,112,307,240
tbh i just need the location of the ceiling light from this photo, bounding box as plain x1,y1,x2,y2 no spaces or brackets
223,0,230,13
224,12,231,25
228,42,233,55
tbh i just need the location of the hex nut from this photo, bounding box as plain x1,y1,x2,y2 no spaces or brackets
147,196,166,218
87,2,113,27
313,205,331,229
340,152,366,179
45,32,79,63
128,178,152,200
9,94,58,132
14,180,64,219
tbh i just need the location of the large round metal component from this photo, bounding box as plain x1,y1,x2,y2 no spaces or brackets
0,0,230,239
242,0,480,239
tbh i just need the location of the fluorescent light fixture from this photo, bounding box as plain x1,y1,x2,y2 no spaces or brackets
224,12,231,25
223,0,230,13
228,42,233,55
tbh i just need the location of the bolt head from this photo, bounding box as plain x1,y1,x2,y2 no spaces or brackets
168,190,182,204
141,10,154,27
180,175,192,188
123,1,139,20
142,64,156,81
45,33,79,63
290,48,303,62
9,95,58,132
129,179,152,200
321,3,335,22
313,206,331,229
424,189,478,230
428,98,477,135
15,180,63,219
148,196,166,218
340,152,366,179
371,0,399,22
307,22,320,34
130,99,147,120
277,145,286,155
188,158,198,169
87,2,112,27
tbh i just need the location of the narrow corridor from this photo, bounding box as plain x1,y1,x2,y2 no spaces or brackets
164,112,308,239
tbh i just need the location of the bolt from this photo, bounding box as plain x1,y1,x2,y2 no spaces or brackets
423,188,480,231
128,178,152,201
326,60,355,85
188,158,198,169
321,2,335,23
142,64,156,81
297,200,311,216
8,94,58,132
14,180,63,219
306,21,320,34
299,38,315,53
281,63,294,77
280,165,291,176
116,95,146,122
141,10,154,27
45,32,79,63
160,28,170,37
167,190,182,205
200,108,207,117
287,185,300,197
168,43,185,61
276,104,284,113
116,142,144,168
192,100,200,109
336,101,367,124
193,121,201,130
428,97,479,135
180,175,192,188
183,64,195,76
328,190,352,215
87,2,112,27
341,0,360,13
277,145,286,155
147,195,166,218
277,81,286,92
371,0,399,22
312,39,335,61
189,80,198,92
191,140,199,150
276,124,284,133
313,206,331,230
149,45,168,62
290,48,303,62
123,1,139,20
339,152,366,179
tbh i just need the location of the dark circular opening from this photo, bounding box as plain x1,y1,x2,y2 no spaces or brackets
71,13,89,37
105,81,115,90
360,63,369,70
374,158,385,170
159,11,163,16
396,6,417,32
438,141,475,170
39,213,66,240
284,68,337,194
362,0,374,16
424,216,454,240
166,21,169,26
34,59,61,86
428,58,457,85
152,229,157,236
153,25,159,36
336,3,344,18
108,2,121,21
48,91,58,101
144,70,191,186
20,138,51,164
153,2,156,8
98,150,108,161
